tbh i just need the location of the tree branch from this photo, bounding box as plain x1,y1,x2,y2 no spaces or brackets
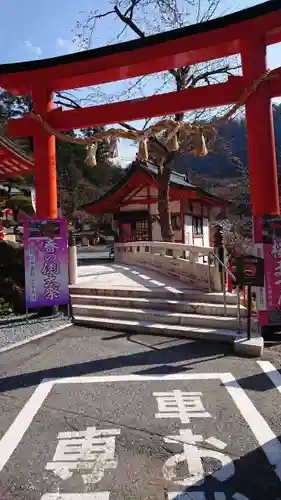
92,10,115,20
114,5,179,79
187,65,241,88
114,5,145,38
124,0,143,19
55,92,81,109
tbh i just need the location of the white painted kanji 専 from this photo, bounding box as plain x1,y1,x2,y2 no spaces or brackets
163,428,234,487
46,426,120,485
153,391,211,423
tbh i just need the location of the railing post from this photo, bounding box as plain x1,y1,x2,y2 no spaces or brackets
213,257,222,292
189,251,195,263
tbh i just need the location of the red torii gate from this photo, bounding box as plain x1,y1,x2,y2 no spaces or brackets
0,0,281,219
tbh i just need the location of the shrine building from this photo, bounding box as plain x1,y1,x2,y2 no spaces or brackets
83,161,227,246
0,132,34,181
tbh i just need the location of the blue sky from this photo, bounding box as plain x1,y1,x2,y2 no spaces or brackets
1,0,280,164
0,0,279,66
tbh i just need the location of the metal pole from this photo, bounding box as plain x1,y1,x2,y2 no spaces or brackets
67,303,71,319
237,287,241,332
223,266,227,316
207,252,211,292
247,285,252,340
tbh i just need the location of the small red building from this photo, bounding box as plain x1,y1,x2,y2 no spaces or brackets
83,161,227,247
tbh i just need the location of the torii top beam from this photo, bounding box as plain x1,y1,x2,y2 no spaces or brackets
0,0,281,95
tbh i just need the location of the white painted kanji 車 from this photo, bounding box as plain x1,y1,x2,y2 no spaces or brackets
153,391,211,423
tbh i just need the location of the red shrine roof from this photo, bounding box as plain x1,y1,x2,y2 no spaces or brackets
0,133,34,180
83,161,227,214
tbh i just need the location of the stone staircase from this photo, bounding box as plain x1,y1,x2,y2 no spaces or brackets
70,286,248,344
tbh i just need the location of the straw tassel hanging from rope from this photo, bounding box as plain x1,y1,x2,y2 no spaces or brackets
85,143,98,166
190,127,208,157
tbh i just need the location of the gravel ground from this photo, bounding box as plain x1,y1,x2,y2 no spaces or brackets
0,311,71,349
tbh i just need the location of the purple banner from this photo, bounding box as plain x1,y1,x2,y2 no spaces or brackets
24,218,69,309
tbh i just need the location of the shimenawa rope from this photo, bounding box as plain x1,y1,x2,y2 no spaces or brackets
28,69,273,166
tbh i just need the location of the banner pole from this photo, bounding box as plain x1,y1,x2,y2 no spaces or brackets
247,285,252,340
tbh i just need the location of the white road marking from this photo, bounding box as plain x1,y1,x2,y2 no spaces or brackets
0,379,53,472
41,494,110,500
53,373,236,383
205,437,227,450
0,323,72,354
45,426,120,484
153,390,211,423
163,428,234,486
222,372,281,481
257,360,281,393
0,371,280,487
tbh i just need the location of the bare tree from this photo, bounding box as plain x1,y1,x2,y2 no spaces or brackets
73,0,240,241
221,219,253,260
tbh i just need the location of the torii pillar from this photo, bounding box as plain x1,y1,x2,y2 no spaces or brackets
32,87,58,219
241,37,279,216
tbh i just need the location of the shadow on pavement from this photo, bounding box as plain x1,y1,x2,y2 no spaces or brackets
234,360,281,393
167,435,281,500
0,336,230,394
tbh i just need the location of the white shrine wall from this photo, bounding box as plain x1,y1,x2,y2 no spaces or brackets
117,185,215,248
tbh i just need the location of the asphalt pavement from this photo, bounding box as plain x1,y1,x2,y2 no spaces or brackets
1,326,281,500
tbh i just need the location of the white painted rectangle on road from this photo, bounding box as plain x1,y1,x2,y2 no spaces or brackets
0,371,281,494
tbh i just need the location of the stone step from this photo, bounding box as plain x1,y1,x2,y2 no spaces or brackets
70,294,246,318
71,303,242,330
72,315,241,344
69,286,238,305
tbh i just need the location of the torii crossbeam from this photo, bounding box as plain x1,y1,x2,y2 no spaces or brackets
1,0,281,218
